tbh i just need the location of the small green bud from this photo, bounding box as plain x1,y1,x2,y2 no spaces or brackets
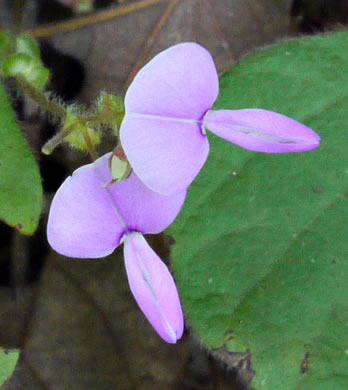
107,146,132,184
2,53,32,76
97,92,125,134
64,110,100,151
16,35,41,60
110,156,131,182
2,53,49,90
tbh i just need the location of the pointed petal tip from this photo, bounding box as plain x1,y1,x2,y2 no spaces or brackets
164,327,183,344
308,136,321,150
155,314,184,344
159,310,184,344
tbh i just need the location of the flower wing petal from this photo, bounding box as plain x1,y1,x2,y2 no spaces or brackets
123,233,184,343
125,42,219,119
47,156,124,258
120,115,209,195
204,109,320,153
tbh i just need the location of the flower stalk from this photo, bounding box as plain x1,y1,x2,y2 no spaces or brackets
16,74,67,119
0,31,124,161
81,127,99,161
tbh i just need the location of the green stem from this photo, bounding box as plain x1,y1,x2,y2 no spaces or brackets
16,75,67,120
82,128,98,161
15,75,109,161
15,76,110,128
41,125,75,155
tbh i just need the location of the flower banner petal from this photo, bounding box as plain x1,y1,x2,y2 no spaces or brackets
204,109,320,153
47,157,124,258
120,115,209,195
123,233,184,343
125,42,219,119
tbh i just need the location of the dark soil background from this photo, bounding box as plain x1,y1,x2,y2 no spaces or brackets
0,0,347,389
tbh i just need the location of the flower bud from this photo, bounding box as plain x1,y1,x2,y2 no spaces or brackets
107,146,131,184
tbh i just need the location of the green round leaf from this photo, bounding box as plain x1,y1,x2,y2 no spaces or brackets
169,32,348,389
0,350,19,386
0,82,43,234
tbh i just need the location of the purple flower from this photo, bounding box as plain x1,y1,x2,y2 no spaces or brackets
120,43,321,195
47,153,186,343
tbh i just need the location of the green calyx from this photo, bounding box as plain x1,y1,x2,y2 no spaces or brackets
97,92,125,135
64,109,101,151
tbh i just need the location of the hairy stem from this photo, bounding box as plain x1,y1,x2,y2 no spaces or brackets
16,75,67,120
41,125,75,155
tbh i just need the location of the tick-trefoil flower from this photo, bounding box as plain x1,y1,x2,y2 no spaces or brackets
47,153,186,343
120,42,320,195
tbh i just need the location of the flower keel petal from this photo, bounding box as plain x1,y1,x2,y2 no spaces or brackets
204,109,320,153
123,233,184,343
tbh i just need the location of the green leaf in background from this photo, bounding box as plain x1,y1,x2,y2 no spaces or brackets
0,31,11,67
169,32,348,389
0,82,42,234
0,350,19,386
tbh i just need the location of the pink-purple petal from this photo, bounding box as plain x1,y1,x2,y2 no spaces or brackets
47,159,124,258
123,233,184,343
120,115,209,195
204,109,320,153
48,153,186,258
125,42,218,119
106,158,187,234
